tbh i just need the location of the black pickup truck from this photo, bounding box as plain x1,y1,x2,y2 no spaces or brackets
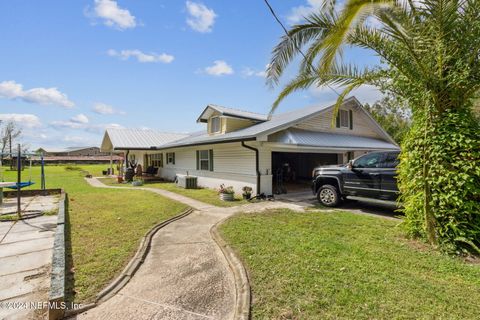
311,151,400,207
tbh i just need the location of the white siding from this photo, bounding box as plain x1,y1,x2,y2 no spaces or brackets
294,107,381,138
156,142,259,194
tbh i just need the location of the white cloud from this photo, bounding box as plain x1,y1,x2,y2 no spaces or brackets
107,49,174,63
92,0,136,30
186,1,217,33
204,60,234,76
51,118,124,133
0,80,74,108
287,0,325,24
242,64,270,78
61,135,103,147
0,80,23,98
0,114,42,128
63,136,88,143
50,120,84,130
92,102,126,115
71,114,89,124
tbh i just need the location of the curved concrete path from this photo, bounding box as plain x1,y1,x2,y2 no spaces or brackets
72,178,304,320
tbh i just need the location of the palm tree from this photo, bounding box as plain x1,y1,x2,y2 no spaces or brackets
267,0,480,253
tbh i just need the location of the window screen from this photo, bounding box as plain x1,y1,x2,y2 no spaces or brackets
150,153,163,168
211,117,221,133
166,152,175,164
339,110,349,128
199,150,210,170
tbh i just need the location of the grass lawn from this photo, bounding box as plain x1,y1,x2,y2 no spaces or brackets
1,164,188,303
101,177,248,207
220,209,480,319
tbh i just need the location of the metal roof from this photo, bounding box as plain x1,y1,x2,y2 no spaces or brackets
37,146,99,153
102,128,189,150
101,97,398,151
160,97,360,149
196,104,269,122
268,128,400,150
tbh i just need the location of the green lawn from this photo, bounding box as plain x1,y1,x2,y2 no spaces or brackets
101,177,248,207
220,209,480,319
1,164,188,303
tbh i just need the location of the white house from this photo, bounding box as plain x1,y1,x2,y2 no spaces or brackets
100,97,399,195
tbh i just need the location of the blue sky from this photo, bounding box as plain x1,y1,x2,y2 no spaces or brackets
0,0,381,149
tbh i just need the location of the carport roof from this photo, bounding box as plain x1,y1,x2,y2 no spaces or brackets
269,128,400,150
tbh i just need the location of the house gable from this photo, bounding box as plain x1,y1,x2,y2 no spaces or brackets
289,99,396,144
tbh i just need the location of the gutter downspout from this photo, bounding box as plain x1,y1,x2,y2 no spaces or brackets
241,141,260,195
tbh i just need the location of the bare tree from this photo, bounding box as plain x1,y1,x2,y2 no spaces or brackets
1,121,22,163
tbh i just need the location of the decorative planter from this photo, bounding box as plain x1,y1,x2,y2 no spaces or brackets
242,193,251,200
132,180,143,186
219,193,234,201
117,176,124,183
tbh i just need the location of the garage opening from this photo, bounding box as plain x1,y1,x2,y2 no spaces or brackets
272,152,340,194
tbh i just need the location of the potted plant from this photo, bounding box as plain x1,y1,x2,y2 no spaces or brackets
218,184,235,201
242,186,253,200
117,175,124,183
132,177,144,186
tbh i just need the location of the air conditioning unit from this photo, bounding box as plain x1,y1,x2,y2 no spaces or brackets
176,175,197,189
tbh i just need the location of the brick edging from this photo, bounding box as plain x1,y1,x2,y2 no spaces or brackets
63,207,194,318
210,218,251,320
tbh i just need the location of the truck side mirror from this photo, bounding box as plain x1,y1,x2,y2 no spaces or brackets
347,159,354,170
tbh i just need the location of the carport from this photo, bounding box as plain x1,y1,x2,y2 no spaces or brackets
272,151,339,193
268,128,399,194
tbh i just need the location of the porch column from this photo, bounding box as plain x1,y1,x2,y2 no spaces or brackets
109,151,113,175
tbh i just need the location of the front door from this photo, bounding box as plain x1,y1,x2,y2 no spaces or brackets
343,152,385,198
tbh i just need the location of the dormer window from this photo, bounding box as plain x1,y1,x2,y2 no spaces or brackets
211,116,221,133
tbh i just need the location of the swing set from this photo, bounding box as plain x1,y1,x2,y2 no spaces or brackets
0,152,46,190
0,144,46,218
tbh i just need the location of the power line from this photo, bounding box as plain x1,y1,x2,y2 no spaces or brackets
262,0,341,97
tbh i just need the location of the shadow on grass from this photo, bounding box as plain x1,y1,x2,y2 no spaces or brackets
310,199,402,219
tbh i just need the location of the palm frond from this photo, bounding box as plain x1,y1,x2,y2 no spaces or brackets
269,73,319,117
319,0,396,74
266,19,331,87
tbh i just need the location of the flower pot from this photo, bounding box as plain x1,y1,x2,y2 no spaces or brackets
219,193,234,201
132,180,143,186
117,176,123,183
242,193,251,200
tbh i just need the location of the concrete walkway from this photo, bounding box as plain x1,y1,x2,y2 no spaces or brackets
0,215,58,320
74,178,304,320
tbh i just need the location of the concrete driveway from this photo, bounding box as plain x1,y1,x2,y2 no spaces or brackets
275,190,400,219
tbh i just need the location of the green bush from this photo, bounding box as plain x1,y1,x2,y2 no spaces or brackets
399,108,480,254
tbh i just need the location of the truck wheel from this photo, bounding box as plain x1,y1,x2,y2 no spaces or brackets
317,184,340,207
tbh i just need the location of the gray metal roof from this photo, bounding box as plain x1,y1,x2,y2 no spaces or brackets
197,104,269,122
102,128,189,150
268,128,400,150
102,97,398,151
160,97,360,149
37,146,97,153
